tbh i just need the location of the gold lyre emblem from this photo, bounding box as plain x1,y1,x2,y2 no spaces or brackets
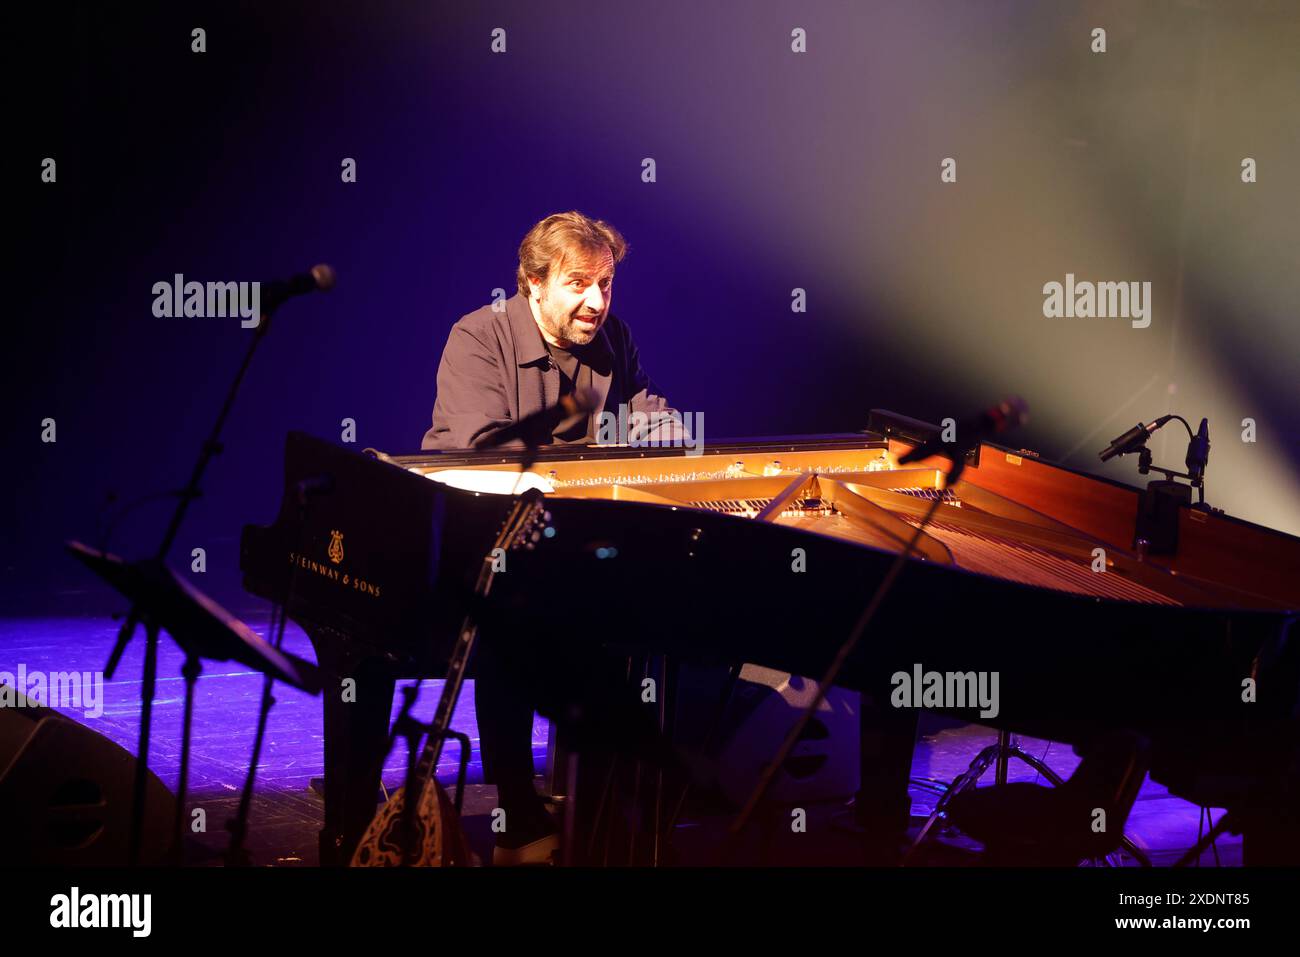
327,529,344,565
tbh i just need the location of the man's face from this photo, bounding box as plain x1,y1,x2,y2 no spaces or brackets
529,247,614,348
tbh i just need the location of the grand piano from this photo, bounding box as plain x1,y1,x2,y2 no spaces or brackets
240,412,1299,865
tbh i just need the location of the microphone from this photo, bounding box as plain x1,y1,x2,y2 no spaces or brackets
261,264,336,317
472,387,601,450
896,397,1028,465
1098,414,1173,463
1185,417,1210,485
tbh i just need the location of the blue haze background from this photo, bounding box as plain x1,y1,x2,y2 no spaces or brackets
7,0,1299,613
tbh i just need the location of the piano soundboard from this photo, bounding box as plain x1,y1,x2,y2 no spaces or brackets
387,428,1297,613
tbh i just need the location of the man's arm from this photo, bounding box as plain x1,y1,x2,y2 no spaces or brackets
422,323,517,450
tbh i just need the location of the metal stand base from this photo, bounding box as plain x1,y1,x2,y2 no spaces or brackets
903,729,1151,867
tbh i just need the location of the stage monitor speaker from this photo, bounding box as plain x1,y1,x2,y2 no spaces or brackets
703,665,860,807
0,685,175,865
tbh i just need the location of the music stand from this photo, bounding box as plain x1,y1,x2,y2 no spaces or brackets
67,541,321,864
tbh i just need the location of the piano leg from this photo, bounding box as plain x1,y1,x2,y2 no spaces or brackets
543,721,572,804
317,652,397,867
854,694,918,864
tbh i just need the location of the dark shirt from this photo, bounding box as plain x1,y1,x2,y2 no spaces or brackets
544,339,595,443
422,292,682,450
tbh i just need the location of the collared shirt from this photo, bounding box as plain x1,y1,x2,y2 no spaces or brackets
422,291,682,450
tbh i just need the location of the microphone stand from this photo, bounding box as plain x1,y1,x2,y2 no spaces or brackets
225,517,297,865
102,308,281,866
226,477,337,865
1100,414,1211,555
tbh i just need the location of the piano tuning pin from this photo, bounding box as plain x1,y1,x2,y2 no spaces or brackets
530,531,541,542
543,511,552,521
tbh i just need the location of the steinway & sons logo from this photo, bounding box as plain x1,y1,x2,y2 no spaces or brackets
286,529,381,598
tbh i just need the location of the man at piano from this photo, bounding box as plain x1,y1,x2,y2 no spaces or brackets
422,211,683,864
422,211,684,451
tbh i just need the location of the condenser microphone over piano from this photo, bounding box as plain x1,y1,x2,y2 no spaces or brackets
1098,415,1174,463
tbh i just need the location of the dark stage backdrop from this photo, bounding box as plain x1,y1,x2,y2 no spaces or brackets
7,0,1299,611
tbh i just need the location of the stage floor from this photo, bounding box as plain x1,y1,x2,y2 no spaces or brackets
0,611,1239,867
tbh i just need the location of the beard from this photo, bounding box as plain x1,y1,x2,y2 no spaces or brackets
537,294,604,346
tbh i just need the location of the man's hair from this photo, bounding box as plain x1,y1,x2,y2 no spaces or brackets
516,211,628,297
